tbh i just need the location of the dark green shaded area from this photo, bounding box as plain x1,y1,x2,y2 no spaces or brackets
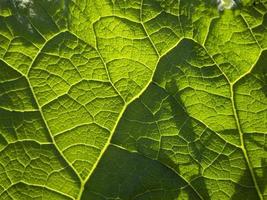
82,145,200,200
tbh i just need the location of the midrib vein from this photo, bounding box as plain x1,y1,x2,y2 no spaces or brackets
77,63,160,199
77,45,160,200
230,84,263,200
77,5,162,199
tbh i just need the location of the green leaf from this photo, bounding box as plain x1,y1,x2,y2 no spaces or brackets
0,0,266,199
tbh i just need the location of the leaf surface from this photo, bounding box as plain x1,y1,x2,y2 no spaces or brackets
0,0,266,199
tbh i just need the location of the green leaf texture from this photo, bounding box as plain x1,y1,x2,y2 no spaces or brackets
0,0,266,199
